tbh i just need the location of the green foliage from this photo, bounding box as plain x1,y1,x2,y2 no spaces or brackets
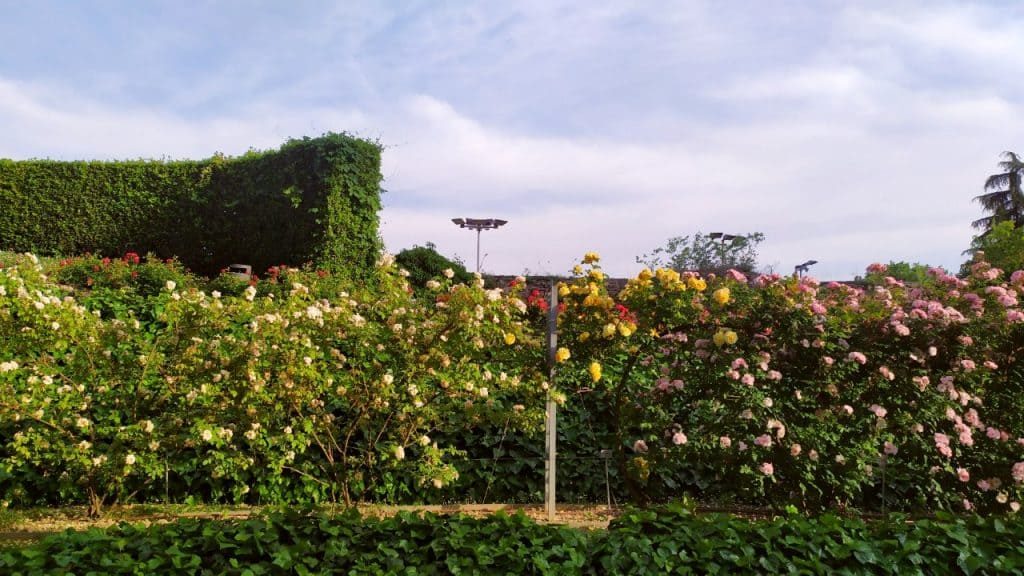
0,133,382,278
973,151,1024,233
594,504,1024,574
0,253,547,514
857,261,939,285
395,243,472,290
5,507,1024,574
5,248,1024,514
0,510,590,574
964,221,1024,276
638,231,765,274
547,254,1024,513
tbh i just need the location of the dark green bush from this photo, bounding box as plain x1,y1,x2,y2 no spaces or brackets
5,507,1024,574
591,504,1024,574
395,243,472,289
0,510,590,575
0,133,381,278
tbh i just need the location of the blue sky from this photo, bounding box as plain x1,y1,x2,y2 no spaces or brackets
2,1,1023,279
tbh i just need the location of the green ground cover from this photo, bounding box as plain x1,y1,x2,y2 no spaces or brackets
3,504,1023,574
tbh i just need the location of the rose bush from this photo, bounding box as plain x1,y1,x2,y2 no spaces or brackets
4,248,1024,514
553,253,1024,512
0,254,549,514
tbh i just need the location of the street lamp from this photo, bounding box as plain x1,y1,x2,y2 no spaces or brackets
794,260,818,277
708,232,740,270
452,218,508,273
708,232,738,242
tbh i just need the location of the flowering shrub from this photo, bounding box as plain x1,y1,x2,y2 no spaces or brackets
0,254,547,514
554,253,1024,512
4,247,1024,514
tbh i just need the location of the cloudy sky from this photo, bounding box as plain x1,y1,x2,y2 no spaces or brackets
2,1,1023,279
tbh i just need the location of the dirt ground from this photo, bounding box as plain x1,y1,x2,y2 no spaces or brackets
0,503,623,548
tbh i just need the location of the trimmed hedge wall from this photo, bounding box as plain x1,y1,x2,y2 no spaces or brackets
0,133,382,276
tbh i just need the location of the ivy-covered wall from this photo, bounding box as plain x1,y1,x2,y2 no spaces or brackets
0,133,382,276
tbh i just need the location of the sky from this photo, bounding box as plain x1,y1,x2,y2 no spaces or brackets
2,1,1023,280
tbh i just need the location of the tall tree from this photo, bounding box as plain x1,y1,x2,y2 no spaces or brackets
637,231,765,274
973,151,1024,233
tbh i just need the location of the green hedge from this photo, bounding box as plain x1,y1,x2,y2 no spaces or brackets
0,133,381,277
4,507,1024,574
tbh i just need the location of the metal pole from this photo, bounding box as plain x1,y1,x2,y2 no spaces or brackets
475,228,482,273
545,278,558,522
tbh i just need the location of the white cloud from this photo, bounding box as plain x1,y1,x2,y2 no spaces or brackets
845,4,1024,67
2,2,1024,281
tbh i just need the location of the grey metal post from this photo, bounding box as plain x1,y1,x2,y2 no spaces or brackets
545,278,558,522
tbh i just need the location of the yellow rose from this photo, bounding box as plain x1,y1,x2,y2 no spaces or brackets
713,331,726,347
555,347,571,363
656,268,680,287
687,277,707,292
573,265,583,275
558,284,570,297
724,330,738,345
637,268,653,282
618,323,635,337
713,287,731,305
583,252,600,264
602,323,617,338
580,331,591,342
504,332,516,345
589,269,605,281
588,361,602,382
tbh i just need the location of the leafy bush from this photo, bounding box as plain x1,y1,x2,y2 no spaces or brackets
0,253,548,514
593,503,1024,574
395,243,472,290
551,253,1024,512
4,248,1024,515
0,509,590,575
4,506,1024,574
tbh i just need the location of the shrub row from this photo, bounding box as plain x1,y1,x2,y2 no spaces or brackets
0,253,548,514
3,506,1024,574
0,133,382,277
4,251,1024,513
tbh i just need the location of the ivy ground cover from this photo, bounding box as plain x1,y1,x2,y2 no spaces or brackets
4,505,1024,574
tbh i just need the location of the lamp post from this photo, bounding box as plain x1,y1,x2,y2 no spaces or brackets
794,260,818,278
451,218,508,273
708,232,739,270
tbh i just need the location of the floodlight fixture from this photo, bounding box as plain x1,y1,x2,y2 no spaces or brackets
452,217,508,273
794,259,818,277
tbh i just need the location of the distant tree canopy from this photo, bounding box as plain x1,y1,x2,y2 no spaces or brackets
857,261,939,285
964,152,1024,275
963,221,1024,276
973,151,1024,234
638,231,765,275
395,243,471,289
